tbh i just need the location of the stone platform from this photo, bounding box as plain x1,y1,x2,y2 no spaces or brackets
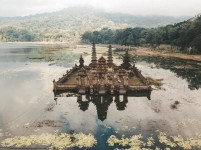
53,44,152,100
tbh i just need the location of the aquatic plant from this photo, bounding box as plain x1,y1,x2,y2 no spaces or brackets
1,133,97,149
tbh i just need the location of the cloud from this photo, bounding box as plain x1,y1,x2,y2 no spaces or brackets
0,0,201,17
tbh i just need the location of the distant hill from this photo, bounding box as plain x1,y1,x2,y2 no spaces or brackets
0,6,190,42
82,14,201,54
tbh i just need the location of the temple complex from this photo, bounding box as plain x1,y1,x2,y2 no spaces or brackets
53,43,152,100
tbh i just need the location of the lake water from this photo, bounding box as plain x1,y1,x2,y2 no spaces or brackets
0,43,201,149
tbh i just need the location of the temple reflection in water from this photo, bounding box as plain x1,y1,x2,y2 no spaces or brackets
53,44,152,121
77,94,128,121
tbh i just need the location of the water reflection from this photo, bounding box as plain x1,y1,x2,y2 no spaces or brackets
0,43,200,148
131,56,201,90
77,94,128,121
0,43,79,67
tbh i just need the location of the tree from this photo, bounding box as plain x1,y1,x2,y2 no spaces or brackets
126,34,134,45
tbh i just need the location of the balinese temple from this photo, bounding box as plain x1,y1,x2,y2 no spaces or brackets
53,43,152,99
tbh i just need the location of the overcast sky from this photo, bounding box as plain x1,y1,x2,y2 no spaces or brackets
0,0,201,17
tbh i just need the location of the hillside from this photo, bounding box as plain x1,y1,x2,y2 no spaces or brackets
0,7,189,42
82,14,201,54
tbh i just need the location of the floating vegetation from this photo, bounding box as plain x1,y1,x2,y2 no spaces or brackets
178,118,201,128
45,103,56,112
2,130,201,149
171,101,180,110
171,134,201,149
146,77,163,89
31,120,63,128
107,134,148,149
107,131,201,149
1,133,97,149
161,132,201,149
158,132,177,148
28,57,44,59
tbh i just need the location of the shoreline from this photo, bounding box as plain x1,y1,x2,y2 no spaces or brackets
131,47,201,62
1,42,200,61
101,44,201,62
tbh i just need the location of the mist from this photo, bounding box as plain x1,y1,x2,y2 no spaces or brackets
0,0,201,17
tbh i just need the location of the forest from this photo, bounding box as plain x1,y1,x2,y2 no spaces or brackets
82,15,201,54
0,7,188,43
0,27,35,42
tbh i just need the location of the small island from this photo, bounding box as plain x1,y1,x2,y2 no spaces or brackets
53,43,152,100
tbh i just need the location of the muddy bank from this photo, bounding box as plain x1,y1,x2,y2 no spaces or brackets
100,44,201,62
131,47,201,62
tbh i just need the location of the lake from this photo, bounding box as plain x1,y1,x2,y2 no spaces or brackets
0,43,201,149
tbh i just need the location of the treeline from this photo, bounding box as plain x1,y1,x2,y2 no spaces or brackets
82,15,201,54
0,7,190,43
0,27,35,42
0,26,72,42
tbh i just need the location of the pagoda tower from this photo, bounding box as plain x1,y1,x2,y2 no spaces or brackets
91,43,97,67
97,57,107,75
107,45,113,66
79,55,84,68
121,49,131,69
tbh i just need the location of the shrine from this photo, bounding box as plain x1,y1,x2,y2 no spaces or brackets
53,43,152,99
